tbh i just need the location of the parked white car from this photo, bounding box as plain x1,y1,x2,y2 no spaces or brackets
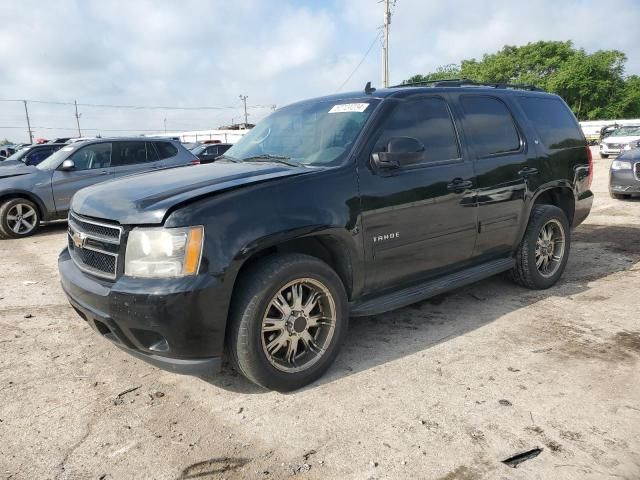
599,125,640,158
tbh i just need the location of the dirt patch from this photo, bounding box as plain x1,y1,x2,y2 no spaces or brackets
614,331,640,353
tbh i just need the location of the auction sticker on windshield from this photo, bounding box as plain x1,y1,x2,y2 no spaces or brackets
329,103,369,113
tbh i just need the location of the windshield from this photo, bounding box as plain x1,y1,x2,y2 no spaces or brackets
3,148,29,162
36,144,77,170
225,98,381,167
611,126,640,137
191,144,207,155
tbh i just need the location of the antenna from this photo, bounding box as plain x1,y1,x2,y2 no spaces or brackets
365,81,376,94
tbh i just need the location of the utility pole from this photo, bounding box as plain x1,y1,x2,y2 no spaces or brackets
163,117,167,133
271,104,277,112
74,100,82,137
23,100,33,144
239,94,249,125
382,0,391,88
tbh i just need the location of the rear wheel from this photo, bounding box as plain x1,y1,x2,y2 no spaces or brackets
0,199,40,239
510,205,570,290
227,253,348,391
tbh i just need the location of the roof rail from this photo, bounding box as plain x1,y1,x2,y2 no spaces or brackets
390,78,544,92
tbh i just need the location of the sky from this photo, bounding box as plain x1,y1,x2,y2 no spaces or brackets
1,0,639,143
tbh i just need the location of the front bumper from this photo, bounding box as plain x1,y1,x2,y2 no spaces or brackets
610,167,640,195
600,144,623,156
59,248,231,377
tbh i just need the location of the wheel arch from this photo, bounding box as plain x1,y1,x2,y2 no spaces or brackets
230,229,356,302
0,190,48,221
514,184,576,250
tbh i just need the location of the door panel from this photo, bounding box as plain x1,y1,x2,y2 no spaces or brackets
359,95,478,293
453,94,531,258
51,142,112,214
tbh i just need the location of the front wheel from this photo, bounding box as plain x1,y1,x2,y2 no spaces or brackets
227,253,348,391
510,205,570,290
0,198,40,239
600,153,609,159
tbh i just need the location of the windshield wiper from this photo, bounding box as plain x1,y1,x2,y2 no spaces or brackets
241,154,304,168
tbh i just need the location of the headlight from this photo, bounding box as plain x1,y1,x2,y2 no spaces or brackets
125,226,204,278
624,144,632,151
611,160,632,170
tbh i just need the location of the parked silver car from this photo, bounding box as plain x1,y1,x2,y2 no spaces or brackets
0,138,198,238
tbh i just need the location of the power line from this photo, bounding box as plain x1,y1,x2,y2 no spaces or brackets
0,98,271,111
335,31,383,93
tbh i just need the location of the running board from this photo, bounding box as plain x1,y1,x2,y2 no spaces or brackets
350,258,515,317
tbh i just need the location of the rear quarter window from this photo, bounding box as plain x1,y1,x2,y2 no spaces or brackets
460,96,521,158
153,141,178,159
516,96,584,149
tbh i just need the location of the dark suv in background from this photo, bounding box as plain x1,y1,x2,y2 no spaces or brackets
59,81,593,391
0,143,65,167
0,138,198,239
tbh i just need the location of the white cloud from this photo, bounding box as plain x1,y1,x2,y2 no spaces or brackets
0,0,638,142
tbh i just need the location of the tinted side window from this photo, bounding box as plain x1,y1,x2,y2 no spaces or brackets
375,97,460,164
26,149,53,165
516,96,584,149
219,144,231,154
112,142,148,167
146,142,160,162
460,96,520,157
69,143,112,170
154,141,178,159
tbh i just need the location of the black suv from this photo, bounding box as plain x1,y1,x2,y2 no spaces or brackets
59,81,593,391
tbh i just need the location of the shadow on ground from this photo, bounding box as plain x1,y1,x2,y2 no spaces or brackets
174,223,640,394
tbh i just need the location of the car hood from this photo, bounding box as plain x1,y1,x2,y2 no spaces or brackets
604,135,640,144
72,161,312,225
0,165,36,179
0,160,23,168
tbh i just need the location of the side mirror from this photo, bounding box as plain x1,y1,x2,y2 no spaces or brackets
60,159,75,171
371,136,425,170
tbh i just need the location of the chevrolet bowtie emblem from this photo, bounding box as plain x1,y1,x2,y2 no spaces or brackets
70,229,88,249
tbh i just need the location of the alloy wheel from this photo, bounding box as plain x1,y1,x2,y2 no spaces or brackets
535,219,565,278
261,278,336,373
6,203,37,235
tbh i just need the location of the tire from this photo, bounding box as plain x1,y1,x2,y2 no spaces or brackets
601,154,609,159
509,205,570,290
0,198,40,239
227,253,348,391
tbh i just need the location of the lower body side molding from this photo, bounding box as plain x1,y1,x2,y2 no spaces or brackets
349,257,515,317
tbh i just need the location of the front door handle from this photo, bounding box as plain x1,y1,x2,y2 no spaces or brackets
100,170,109,175
518,167,538,178
447,178,473,192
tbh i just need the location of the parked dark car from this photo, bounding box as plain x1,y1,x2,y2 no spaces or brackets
191,143,233,164
0,146,16,158
0,143,65,167
0,138,198,238
59,81,593,391
609,149,640,199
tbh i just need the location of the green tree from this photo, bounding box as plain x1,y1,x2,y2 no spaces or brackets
405,40,637,120
0,139,11,146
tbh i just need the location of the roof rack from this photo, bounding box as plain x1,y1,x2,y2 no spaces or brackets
390,78,544,92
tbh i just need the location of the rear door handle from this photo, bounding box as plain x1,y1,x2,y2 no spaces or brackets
518,167,538,177
446,178,473,192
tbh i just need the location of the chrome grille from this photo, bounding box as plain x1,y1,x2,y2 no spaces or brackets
68,213,122,280
68,212,121,244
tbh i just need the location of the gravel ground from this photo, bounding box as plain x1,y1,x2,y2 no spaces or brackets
1,147,639,480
